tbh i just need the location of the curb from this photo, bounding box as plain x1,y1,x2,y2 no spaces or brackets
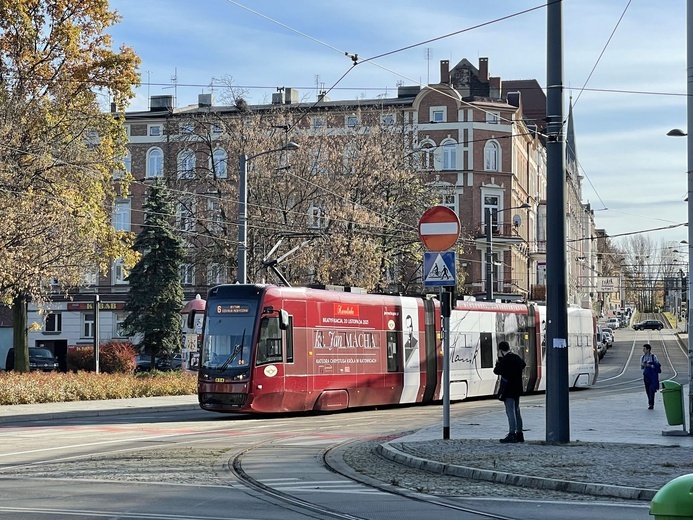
377,441,657,501
0,403,200,425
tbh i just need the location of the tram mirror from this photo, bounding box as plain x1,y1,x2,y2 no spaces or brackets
186,310,196,330
279,309,289,330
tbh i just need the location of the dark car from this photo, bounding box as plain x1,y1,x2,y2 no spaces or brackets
135,354,158,373
5,347,60,372
633,320,664,331
135,354,182,372
156,354,182,371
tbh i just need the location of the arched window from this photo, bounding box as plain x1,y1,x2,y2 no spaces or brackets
442,141,457,170
484,141,500,171
212,148,227,178
178,149,196,179
146,148,164,178
113,151,130,180
420,142,435,171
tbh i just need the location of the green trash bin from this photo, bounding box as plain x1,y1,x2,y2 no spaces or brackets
661,380,684,426
650,473,693,519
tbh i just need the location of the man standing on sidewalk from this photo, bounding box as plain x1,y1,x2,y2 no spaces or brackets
640,343,661,409
494,341,527,443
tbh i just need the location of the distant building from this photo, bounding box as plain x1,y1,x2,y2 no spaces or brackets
22,56,597,368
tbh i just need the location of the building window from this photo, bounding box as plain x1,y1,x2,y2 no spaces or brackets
484,141,499,171
114,151,130,180
180,122,194,135
113,258,128,285
178,149,196,179
149,125,161,136
177,198,195,233
420,142,435,170
146,148,164,178
442,141,457,170
441,193,456,212
483,195,500,231
207,263,226,285
211,123,223,135
207,198,222,232
212,148,227,178
381,114,395,126
346,115,358,128
486,111,500,124
82,265,99,286
308,204,327,229
115,312,128,338
181,264,195,286
45,313,62,333
310,150,329,175
312,117,325,130
113,198,131,232
430,107,446,123
82,313,95,339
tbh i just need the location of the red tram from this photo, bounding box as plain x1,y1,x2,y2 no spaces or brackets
196,284,598,414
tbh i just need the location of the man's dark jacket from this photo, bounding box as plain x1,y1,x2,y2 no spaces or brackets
493,351,526,399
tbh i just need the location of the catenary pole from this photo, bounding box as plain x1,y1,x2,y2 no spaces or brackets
485,207,493,301
238,154,248,284
687,0,693,434
237,142,299,285
545,0,570,443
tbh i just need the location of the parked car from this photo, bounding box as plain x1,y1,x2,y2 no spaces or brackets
135,354,158,373
633,320,664,331
156,354,182,371
135,354,182,372
601,329,613,349
596,328,607,359
5,347,59,372
606,318,620,330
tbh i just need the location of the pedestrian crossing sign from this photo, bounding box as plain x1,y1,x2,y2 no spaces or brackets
424,251,455,287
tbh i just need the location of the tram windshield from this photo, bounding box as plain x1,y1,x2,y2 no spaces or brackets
200,301,257,371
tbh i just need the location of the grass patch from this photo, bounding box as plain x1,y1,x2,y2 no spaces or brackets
0,370,196,405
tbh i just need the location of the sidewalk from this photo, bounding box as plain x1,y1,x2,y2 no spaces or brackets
1,388,692,501
0,394,200,424
377,386,693,501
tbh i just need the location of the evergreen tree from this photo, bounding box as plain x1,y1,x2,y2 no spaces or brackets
123,180,184,363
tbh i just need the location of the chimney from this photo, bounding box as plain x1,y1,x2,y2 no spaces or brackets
198,93,213,107
479,57,489,81
489,77,501,99
440,60,450,84
150,95,174,112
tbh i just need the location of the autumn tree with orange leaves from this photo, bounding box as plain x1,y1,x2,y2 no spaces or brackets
0,1,140,371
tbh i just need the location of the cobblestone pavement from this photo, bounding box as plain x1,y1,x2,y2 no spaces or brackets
337,437,693,503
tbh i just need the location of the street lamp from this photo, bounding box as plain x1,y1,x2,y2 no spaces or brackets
667,0,693,430
485,203,531,301
238,141,300,284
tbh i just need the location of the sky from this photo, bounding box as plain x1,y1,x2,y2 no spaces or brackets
107,0,691,254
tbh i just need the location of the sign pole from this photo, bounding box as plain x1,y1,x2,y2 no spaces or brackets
441,287,451,440
418,206,460,441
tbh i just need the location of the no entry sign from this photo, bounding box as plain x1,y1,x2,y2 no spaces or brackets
418,206,460,251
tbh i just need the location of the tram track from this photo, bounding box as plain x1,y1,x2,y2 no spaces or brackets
228,439,520,520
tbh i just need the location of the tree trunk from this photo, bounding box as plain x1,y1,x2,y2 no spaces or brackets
12,293,28,372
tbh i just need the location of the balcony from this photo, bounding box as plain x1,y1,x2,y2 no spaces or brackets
473,222,526,243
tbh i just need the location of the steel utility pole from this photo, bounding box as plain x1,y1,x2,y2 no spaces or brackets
237,142,299,284
686,0,693,434
545,0,570,443
485,207,493,301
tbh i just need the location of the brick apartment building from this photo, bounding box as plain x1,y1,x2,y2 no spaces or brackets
17,56,597,369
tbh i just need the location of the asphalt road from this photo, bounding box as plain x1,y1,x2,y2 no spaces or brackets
0,327,684,519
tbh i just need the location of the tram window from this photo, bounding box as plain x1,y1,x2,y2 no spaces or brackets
480,332,493,368
257,317,283,365
286,315,294,363
386,331,399,372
